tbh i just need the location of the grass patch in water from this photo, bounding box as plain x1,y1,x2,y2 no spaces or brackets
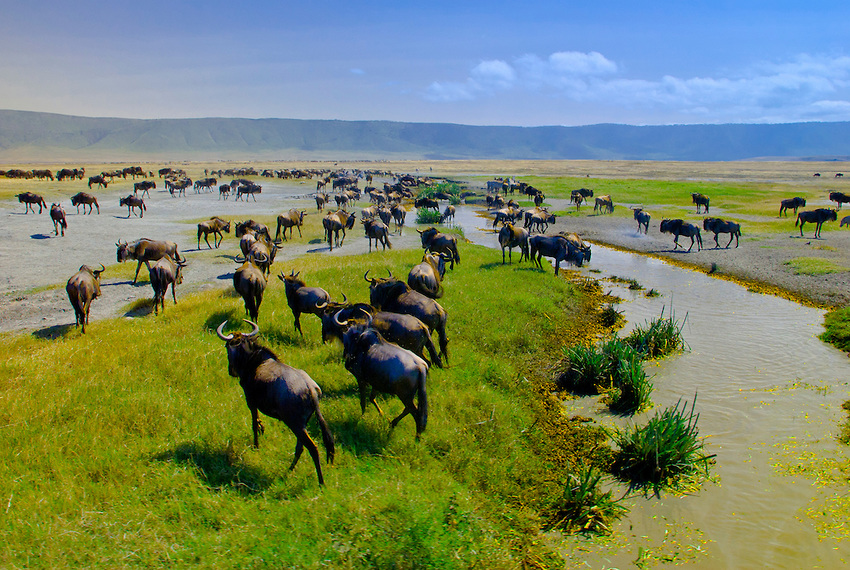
415,208,443,224
821,305,850,353
623,310,688,360
545,466,627,535
785,257,847,275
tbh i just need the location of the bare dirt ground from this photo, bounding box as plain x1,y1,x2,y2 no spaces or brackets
2,159,849,336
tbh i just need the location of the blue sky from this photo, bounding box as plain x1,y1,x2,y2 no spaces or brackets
2,0,850,126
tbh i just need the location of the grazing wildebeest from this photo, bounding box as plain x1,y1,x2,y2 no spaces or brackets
779,197,806,217
841,215,850,228
829,191,850,209
16,192,47,214
366,271,449,365
216,319,334,485
408,252,447,299
417,227,460,269
558,232,592,265
233,258,267,322
116,238,182,283
594,195,614,214
88,175,108,189
660,219,702,252
134,180,156,198
703,217,741,248
529,235,584,274
633,207,651,234
275,209,307,241
50,203,67,236
498,222,530,264
439,205,456,224
66,264,105,333
149,254,187,315
277,270,331,336
71,192,100,214
796,208,837,238
361,218,392,252
339,316,429,439
197,217,231,249
119,195,146,218
691,193,710,214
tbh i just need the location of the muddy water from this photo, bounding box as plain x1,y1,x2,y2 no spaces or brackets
454,205,850,567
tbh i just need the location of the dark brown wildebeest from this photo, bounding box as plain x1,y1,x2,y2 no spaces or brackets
417,227,460,270
528,211,556,233
116,238,182,283
691,193,710,214
278,270,331,336
660,219,702,252
134,180,156,198
571,188,593,210
558,232,593,265
66,264,105,334
361,218,392,252
16,192,47,214
408,252,447,299
594,195,614,214
529,235,585,275
414,197,439,210
149,254,187,315
829,191,850,210
779,197,806,217
703,217,741,248
796,208,837,238
216,319,335,485
235,219,272,241
339,315,429,439
119,195,146,218
323,210,356,251
498,222,529,264
275,209,307,241
88,175,108,189
218,184,231,200
233,258,267,322
235,183,262,201
32,169,54,180
841,215,850,228
633,207,651,234
50,204,67,236
197,217,231,249
71,192,100,214
365,271,449,365
390,203,406,234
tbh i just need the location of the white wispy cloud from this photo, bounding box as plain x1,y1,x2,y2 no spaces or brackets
425,52,850,123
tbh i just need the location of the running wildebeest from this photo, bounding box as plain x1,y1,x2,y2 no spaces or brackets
660,219,702,252
779,197,806,217
216,319,334,485
633,207,650,234
796,208,837,238
691,193,710,214
703,217,741,248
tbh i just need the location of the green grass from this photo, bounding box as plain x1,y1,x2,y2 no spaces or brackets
821,306,850,352
415,208,443,224
545,466,627,535
785,257,847,275
0,244,614,568
623,311,688,359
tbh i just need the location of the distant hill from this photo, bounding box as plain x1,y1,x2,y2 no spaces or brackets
1,109,849,162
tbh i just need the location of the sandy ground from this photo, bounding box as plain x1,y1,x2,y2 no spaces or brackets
2,161,849,336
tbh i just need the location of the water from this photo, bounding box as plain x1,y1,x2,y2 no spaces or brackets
454,204,850,568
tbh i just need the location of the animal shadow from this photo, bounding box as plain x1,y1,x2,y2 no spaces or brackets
30,233,52,240
152,441,273,495
32,323,73,339
327,414,393,457
124,298,154,317
204,310,241,332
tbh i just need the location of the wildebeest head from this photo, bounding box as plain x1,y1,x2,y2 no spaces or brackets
216,319,261,378
365,270,410,309
116,239,133,262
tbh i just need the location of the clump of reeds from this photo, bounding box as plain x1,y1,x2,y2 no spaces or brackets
607,352,653,415
611,397,715,494
624,310,687,359
415,208,442,224
546,466,628,534
599,303,624,328
558,343,610,395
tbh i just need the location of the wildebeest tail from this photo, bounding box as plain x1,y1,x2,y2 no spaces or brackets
386,235,392,249
311,390,335,465
417,371,428,434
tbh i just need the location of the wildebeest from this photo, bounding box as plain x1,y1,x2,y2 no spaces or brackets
571,188,593,210
633,207,650,234
660,219,702,252
235,219,272,242
16,192,47,214
242,235,278,276
275,209,307,241
594,195,614,214
796,208,837,238
278,270,331,336
134,180,156,198
842,215,850,228
315,191,329,212
440,205,456,224
362,218,392,252
149,254,187,315
88,175,108,189
235,183,262,201
529,235,584,275
498,222,530,263
216,319,334,485
197,217,231,249
323,210,356,251
408,252,447,299
417,227,460,270
71,192,100,214
339,316,429,438
779,197,806,217
829,191,850,209
558,232,592,265
528,211,556,233
233,258,267,321
218,184,231,200
50,204,67,236
116,238,182,283
691,193,710,214
703,217,741,248
119,195,146,218
66,264,105,333
366,272,449,364
414,197,439,210
391,203,407,234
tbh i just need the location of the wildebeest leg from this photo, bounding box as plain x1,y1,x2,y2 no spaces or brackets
250,408,264,448
171,282,178,305
390,397,416,429
727,234,735,248
291,427,324,485
294,311,303,335
713,233,720,248
799,222,806,237
673,235,681,249
437,328,449,366
687,236,695,252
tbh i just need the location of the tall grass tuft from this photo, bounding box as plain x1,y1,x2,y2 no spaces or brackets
607,352,653,415
623,310,687,359
546,466,628,535
611,397,715,493
416,208,443,224
557,343,611,394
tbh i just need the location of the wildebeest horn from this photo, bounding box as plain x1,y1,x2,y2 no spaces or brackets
386,268,393,278
416,228,423,234
234,255,246,263
315,299,328,310
364,269,375,283
333,309,349,327
216,320,234,341
254,253,268,265
341,292,348,304
243,319,260,337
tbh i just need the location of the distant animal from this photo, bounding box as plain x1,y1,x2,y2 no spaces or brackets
796,208,837,238
633,208,650,234
71,192,100,214
133,180,156,198
216,319,334,485
50,204,67,236
66,264,105,333
594,195,614,214
841,215,850,228
703,217,741,248
361,218,392,252
829,191,850,209
218,184,231,199
414,197,439,210
88,175,108,189
149,254,187,315
660,219,702,252
322,210,356,251
439,205,456,224
691,193,710,214
275,209,307,241
779,197,806,217
119,195,146,218
390,203,407,234
837,173,844,178
16,192,47,214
